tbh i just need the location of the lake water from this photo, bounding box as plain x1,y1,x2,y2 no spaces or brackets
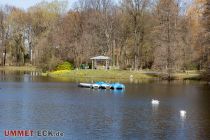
0,71,210,139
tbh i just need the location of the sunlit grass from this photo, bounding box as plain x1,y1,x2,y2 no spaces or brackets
44,69,203,81
45,69,155,79
0,66,38,71
173,71,202,80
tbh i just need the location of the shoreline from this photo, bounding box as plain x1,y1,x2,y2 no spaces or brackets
0,66,204,81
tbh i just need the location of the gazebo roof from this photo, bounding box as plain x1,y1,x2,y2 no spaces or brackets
90,56,111,60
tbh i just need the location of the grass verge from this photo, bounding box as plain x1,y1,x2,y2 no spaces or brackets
0,66,38,71
44,70,155,79
43,69,203,81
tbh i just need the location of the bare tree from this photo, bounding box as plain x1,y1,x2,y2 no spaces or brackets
202,0,210,77
152,0,180,78
121,0,150,70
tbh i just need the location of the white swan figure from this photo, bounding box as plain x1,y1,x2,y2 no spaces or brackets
180,110,186,117
151,99,159,105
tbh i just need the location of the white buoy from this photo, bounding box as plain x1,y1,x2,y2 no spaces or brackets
151,99,159,105
180,110,186,117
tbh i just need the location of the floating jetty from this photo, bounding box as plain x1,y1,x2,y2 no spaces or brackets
78,82,125,90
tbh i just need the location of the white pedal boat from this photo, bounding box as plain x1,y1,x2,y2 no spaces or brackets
78,83,92,88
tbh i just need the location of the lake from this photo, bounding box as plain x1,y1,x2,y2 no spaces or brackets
0,70,210,139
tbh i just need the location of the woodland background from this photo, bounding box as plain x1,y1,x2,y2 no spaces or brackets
0,0,209,74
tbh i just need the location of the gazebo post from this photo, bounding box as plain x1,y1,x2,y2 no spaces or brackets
105,60,108,70
107,60,109,69
95,59,97,69
92,59,94,70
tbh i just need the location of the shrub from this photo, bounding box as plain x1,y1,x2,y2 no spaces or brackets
56,61,74,71
183,63,198,70
38,57,62,72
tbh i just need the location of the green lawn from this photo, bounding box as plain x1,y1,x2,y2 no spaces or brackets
43,69,202,81
44,70,155,79
173,71,202,80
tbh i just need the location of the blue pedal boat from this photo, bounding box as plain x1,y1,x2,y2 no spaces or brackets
111,83,125,90
95,82,111,89
79,82,125,90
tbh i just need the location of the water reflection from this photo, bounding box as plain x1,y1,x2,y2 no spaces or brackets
0,70,40,82
112,89,125,95
90,89,125,96
152,103,159,112
0,70,210,139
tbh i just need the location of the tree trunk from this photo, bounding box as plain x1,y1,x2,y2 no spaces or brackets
3,48,6,66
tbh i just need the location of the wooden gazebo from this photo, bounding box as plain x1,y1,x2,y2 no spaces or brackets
90,56,111,70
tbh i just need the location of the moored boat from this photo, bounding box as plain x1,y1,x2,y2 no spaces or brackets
78,83,92,88
95,82,111,89
91,84,100,89
78,82,125,90
100,83,111,89
111,83,125,90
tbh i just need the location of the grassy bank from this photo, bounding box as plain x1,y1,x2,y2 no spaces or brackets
43,69,202,81
173,72,201,80
44,70,155,79
0,66,38,71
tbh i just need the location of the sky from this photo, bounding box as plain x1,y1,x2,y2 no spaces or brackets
0,0,77,10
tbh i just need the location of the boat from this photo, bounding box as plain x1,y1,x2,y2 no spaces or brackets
78,82,125,90
100,83,111,89
91,84,100,89
95,81,105,85
111,83,125,90
78,83,92,88
95,82,111,89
